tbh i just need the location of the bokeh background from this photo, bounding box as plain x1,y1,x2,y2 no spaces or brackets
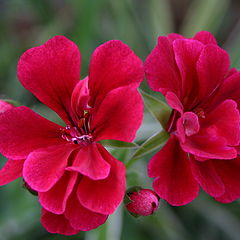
0,0,240,239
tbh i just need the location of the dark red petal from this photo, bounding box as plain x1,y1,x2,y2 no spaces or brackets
0,106,63,160
176,116,186,142
18,36,81,124
88,40,143,106
39,171,78,214
41,209,79,235
148,135,199,206
193,31,217,45
91,86,143,142
210,72,240,108
165,91,183,113
214,157,240,203
66,143,110,180
65,190,108,231
23,144,77,192
0,159,24,186
196,44,230,100
181,131,237,160
173,39,204,108
144,36,181,96
182,100,240,160
77,144,125,214
71,77,90,121
190,158,225,197
203,100,240,146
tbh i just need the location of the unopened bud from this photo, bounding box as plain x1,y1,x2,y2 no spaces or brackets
124,187,160,217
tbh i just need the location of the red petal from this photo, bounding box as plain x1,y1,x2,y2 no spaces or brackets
182,100,240,160
182,112,200,136
226,68,238,78
173,39,204,108
148,135,199,206
181,131,237,160
18,36,81,124
71,77,90,121
165,91,183,113
193,31,217,45
0,106,63,160
77,144,125,214
65,190,107,231
0,159,24,186
167,33,184,42
203,100,240,146
210,72,240,108
91,86,143,142
196,44,230,100
214,157,240,203
41,209,79,235
88,40,143,106
0,100,15,113
177,112,200,142
67,143,110,180
39,171,78,214
190,158,225,197
23,144,77,192
144,36,181,96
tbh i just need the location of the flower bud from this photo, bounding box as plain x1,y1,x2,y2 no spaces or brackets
125,187,160,217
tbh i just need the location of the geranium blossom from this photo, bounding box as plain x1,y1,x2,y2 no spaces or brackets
145,31,240,206
0,36,144,235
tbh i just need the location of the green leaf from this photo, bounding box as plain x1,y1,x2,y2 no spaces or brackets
2,99,21,107
99,139,139,149
126,171,140,187
140,89,171,129
126,130,169,168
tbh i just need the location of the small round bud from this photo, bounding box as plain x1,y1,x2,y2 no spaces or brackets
125,187,160,217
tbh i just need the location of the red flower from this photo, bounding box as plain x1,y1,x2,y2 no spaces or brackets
125,188,160,216
0,36,144,235
145,31,240,206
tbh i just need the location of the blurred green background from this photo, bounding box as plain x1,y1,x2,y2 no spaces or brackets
0,0,240,239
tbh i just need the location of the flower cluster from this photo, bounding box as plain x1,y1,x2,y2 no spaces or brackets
145,31,240,205
0,36,143,235
0,31,240,235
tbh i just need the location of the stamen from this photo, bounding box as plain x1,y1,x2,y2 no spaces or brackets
61,125,93,146
193,108,205,119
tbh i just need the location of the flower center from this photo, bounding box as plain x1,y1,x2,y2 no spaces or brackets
61,111,93,146
193,107,205,119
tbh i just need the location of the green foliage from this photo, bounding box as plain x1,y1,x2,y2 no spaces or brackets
100,140,139,149
127,130,169,168
140,89,172,129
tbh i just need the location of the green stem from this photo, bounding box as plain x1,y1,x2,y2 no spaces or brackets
125,130,169,169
